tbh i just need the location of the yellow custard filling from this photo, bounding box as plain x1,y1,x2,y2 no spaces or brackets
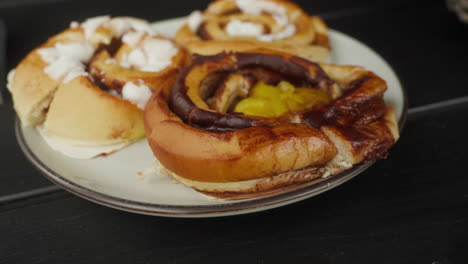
233,81,331,118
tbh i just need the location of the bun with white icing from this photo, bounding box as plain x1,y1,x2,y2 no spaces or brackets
9,16,188,158
176,0,330,62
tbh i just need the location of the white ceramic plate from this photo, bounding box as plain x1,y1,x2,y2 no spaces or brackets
16,17,407,218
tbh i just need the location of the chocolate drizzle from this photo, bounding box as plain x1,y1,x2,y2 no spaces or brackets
170,64,257,132
163,51,396,163
236,53,331,89
169,52,334,132
169,52,387,138
196,23,213,40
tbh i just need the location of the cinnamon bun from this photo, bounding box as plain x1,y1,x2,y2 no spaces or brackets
175,0,330,62
144,50,399,199
9,16,188,158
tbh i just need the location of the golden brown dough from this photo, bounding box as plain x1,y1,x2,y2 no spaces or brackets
10,16,188,152
175,0,330,62
144,50,399,199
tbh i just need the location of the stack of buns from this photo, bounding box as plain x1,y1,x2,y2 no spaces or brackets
9,0,400,199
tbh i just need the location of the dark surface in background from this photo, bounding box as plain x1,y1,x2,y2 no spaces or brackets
1,0,467,263
4,106,468,264
328,5,468,107
0,0,464,107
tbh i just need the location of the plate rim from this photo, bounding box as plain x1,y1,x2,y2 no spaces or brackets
14,23,408,217
15,123,379,217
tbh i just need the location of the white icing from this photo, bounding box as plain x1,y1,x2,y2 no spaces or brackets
122,31,145,46
70,21,79,28
105,18,130,37
122,81,152,110
27,16,171,159
44,57,82,80
63,68,88,83
122,38,178,72
258,23,296,41
76,16,155,42
272,14,288,27
37,43,93,63
37,126,129,159
226,19,263,36
37,47,60,63
38,42,94,82
55,42,94,61
38,16,167,84
188,10,204,32
234,0,296,41
236,0,286,18
104,58,117,64
6,69,16,92
127,49,146,67
142,39,178,71
81,15,111,39
124,19,154,34
108,17,155,38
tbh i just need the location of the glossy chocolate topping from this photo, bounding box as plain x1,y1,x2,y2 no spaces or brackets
236,53,331,88
169,52,387,137
170,65,258,132
169,52,333,132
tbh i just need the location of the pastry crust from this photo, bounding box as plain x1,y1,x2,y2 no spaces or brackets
43,76,144,144
159,105,397,200
10,17,187,147
175,0,330,62
11,29,83,127
144,50,399,198
183,40,329,63
89,38,188,92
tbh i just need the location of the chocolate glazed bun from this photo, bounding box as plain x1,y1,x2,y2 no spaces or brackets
144,50,399,199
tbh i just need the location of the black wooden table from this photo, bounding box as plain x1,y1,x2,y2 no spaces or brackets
1,0,468,263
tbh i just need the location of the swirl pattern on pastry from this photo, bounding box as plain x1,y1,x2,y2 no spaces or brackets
9,16,188,158
175,0,330,62
144,50,399,199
